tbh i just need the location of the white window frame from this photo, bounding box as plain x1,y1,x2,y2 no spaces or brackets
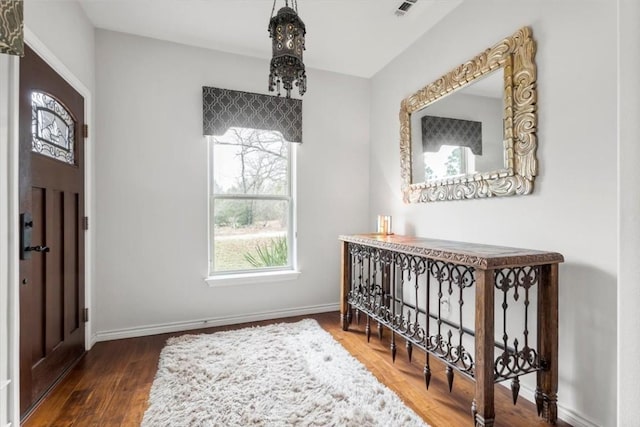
205,133,298,287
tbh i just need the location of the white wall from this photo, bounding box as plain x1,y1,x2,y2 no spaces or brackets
617,0,640,424
24,1,95,92
370,1,616,426
93,30,370,336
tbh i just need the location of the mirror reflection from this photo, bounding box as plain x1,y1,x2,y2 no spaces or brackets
410,70,505,183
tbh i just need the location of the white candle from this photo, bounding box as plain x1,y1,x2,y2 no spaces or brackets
384,216,392,235
377,215,392,234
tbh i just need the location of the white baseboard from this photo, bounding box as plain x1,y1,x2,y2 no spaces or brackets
498,382,599,427
94,303,340,342
89,333,98,349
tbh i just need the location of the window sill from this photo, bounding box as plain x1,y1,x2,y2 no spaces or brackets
205,270,301,288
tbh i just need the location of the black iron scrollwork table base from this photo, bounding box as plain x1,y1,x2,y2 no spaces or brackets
339,234,563,427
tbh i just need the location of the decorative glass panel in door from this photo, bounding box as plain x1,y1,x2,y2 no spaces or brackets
31,91,75,165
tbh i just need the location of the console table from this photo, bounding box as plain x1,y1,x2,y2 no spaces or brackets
339,234,563,427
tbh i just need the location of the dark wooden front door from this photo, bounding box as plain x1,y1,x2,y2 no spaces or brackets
19,45,86,417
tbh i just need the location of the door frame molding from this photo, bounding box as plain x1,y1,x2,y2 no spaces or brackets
2,27,95,426
0,49,20,427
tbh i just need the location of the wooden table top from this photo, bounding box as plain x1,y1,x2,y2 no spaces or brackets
339,234,564,269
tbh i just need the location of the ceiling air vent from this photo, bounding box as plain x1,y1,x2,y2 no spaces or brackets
395,0,418,17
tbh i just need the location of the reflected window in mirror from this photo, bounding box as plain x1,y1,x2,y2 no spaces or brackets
410,70,505,184
424,145,476,181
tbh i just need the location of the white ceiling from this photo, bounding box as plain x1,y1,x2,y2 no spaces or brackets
79,0,462,78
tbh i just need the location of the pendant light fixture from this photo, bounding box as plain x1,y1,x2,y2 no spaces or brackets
268,0,306,98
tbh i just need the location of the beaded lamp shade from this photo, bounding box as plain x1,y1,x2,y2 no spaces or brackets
268,1,306,98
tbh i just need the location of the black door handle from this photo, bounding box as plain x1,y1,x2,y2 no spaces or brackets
25,245,50,253
20,213,33,260
21,213,50,259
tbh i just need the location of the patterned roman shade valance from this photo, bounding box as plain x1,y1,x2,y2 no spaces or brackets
422,115,482,155
203,87,302,143
0,0,24,56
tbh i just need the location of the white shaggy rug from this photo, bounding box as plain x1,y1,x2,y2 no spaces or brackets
142,319,429,427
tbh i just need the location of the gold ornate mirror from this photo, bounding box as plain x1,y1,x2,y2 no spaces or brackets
400,27,537,202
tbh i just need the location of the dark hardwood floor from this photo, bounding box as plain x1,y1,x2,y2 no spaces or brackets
23,312,571,427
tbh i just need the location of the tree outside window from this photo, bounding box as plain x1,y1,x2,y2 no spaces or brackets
423,145,474,180
210,127,294,274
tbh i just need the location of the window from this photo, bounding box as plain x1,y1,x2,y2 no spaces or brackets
202,86,301,282
31,91,76,165
424,145,476,180
209,127,295,276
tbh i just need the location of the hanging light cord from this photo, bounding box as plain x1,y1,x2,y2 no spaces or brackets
271,0,298,17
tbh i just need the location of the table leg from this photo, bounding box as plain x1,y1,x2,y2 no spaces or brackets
340,241,351,331
536,264,559,423
474,268,495,427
